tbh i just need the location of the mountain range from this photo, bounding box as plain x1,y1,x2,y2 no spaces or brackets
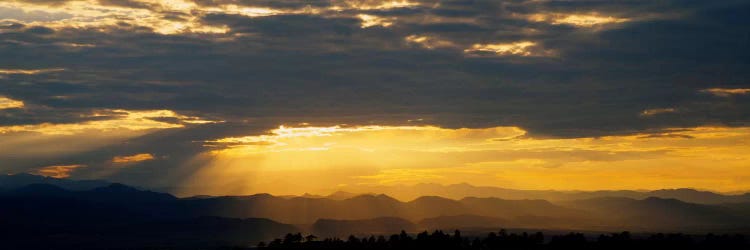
339,182,750,204
2,174,750,248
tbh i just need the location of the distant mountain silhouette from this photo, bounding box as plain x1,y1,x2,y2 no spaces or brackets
460,197,582,218
11,183,70,196
405,196,467,218
326,190,364,200
647,188,750,204
340,183,750,204
0,173,110,190
564,197,750,231
167,193,586,225
88,183,177,203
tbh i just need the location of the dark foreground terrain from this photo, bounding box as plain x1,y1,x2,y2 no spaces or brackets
261,230,748,250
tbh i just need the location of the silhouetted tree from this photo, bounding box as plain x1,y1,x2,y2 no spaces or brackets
259,229,749,250
305,234,317,242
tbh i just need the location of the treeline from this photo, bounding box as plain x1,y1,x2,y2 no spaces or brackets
259,230,748,250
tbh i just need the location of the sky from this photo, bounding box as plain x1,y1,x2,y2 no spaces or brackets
0,0,749,196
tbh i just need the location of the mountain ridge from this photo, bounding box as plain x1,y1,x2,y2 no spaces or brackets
337,182,750,204
5,174,748,204
3,174,750,233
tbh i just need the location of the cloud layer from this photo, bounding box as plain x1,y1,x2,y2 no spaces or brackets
0,0,748,193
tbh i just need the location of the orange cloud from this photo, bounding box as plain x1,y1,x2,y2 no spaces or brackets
405,35,456,49
702,88,750,97
0,109,217,135
528,13,630,27
640,108,676,117
112,153,155,164
0,96,24,110
331,0,419,10
0,68,64,75
358,14,394,28
32,164,86,178
463,41,555,57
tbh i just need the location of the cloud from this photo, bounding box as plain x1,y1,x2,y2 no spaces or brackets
357,14,393,28
31,164,86,178
112,153,155,164
0,0,749,193
0,68,64,75
331,0,420,10
463,41,550,57
527,13,630,27
637,133,694,139
97,0,157,9
0,96,24,110
0,109,215,135
404,34,455,49
0,5,73,22
640,108,677,117
702,88,750,97
207,125,528,152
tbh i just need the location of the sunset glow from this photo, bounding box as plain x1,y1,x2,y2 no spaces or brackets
1,0,749,201
177,125,750,196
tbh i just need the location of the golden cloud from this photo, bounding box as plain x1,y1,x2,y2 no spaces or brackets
0,109,217,135
0,0,427,35
463,41,555,57
405,35,456,49
0,68,64,75
640,108,676,117
331,0,419,11
1,0,230,34
528,13,630,27
112,153,155,164
358,14,393,28
702,88,750,97
31,164,86,178
0,96,24,110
